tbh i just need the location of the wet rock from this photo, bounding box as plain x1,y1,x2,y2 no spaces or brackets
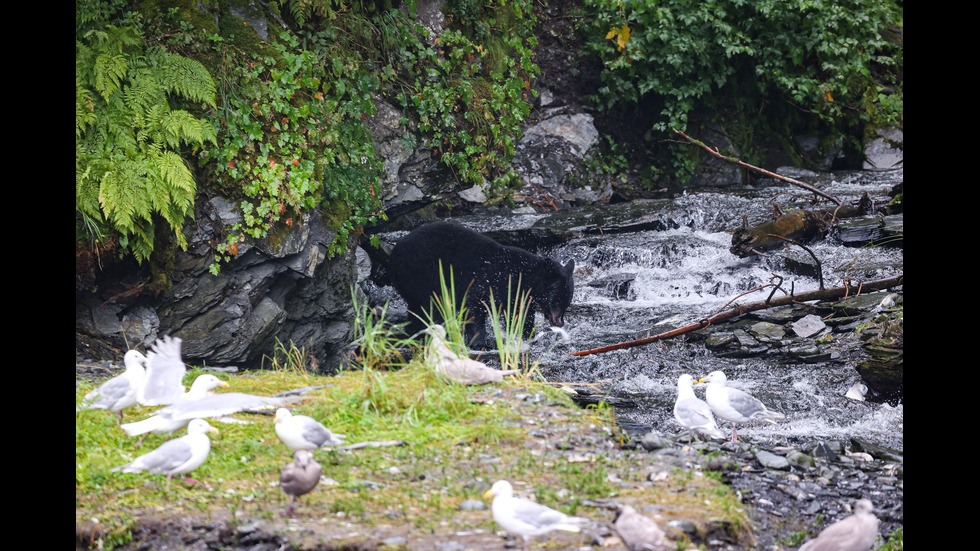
849,439,903,463
863,127,903,170
749,321,785,342
639,431,671,451
835,215,892,247
587,272,637,300
810,441,842,461
791,314,827,338
786,450,816,468
755,450,790,470
76,201,361,372
511,112,605,209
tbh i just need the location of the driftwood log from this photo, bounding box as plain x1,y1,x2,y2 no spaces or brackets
570,274,903,357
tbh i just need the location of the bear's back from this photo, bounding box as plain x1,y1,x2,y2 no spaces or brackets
386,222,574,345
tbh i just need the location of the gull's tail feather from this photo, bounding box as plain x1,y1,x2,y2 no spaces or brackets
121,415,168,436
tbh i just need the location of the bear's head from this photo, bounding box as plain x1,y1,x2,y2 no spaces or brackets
538,259,575,327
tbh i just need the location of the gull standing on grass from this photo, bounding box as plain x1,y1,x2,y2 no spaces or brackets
697,370,784,443
280,449,322,517
484,480,589,551
424,325,519,385
78,350,147,425
274,408,346,452
111,418,219,487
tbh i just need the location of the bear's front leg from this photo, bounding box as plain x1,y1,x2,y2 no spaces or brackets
465,309,489,350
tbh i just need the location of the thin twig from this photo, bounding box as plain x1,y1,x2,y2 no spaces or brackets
673,128,842,206
768,234,825,290
335,440,408,452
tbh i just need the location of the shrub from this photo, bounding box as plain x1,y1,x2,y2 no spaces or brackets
580,0,903,169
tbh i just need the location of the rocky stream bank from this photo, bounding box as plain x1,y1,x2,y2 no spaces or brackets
76,279,902,551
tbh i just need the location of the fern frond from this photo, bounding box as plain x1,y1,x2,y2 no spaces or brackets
94,52,128,100
76,22,216,263
124,69,166,118
155,49,217,106
76,85,97,137
157,151,197,211
159,109,217,148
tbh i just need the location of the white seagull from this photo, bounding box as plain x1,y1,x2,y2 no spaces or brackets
79,350,147,425
274,408,346,452
484,480,589,551
424,325,519,385
280,449,322,517
673,374,725,442
799,499,879,551
697,370,784,443
112,418,219,486
122,375,284,444
138,335,188,406
121,374,230,441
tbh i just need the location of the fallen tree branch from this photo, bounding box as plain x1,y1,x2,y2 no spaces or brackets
569,274,903,357
335,440,408,451
672,128,842,206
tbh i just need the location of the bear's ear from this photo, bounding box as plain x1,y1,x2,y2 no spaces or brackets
563,259,575,275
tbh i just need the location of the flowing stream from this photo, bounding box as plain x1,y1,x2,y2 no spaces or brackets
378,168,904,452
369,168,904,545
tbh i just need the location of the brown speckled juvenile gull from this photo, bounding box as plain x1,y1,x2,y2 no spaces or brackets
424,325,518,385
612,504,673,551
280,449,322,517
484,480,589,551
112,418,219,486
799,499,879,551
79,350,147,425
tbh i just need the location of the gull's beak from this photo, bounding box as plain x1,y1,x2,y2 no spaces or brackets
484,489,495,499
218,381,230,388
694,377,708,384
209,426,220,434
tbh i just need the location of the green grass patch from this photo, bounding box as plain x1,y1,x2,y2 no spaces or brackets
77,302,751,549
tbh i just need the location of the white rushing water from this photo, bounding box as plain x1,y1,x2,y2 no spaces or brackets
525,177,903,451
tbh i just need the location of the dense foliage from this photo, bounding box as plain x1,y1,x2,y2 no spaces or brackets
76,0,902,271
76,14,217,264
75,0,539,273
580,0,903,174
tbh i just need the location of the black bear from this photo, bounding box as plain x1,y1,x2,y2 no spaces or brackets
386,222,574,348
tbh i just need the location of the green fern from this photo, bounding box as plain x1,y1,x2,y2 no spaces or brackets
75,24,217,263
